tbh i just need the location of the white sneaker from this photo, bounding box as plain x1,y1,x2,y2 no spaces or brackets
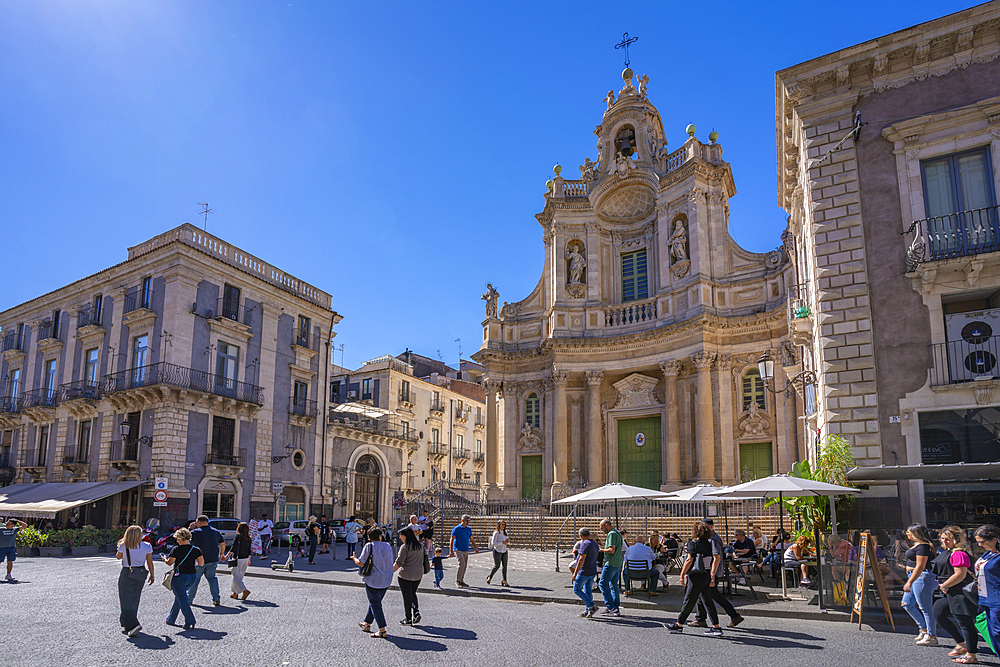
737,578,747,586
4,574,12,581
915,631,927,643
916,635,938,646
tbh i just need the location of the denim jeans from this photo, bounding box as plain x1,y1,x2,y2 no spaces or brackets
901,570,937,635
168,573,197,627
574,574,595,609
347,541,358,558
260,534,271,555
434,569,444,586
188,561,220,603
118,567,147,630
599,563,622,610
364,585,388,629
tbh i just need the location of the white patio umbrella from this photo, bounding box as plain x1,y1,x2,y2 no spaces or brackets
660,484,757,540
705,474,860,600
551,482,673,527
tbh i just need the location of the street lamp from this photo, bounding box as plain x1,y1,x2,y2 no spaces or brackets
120,420,152,446
271,444,295,464
756,350,818,394
394,461,414,477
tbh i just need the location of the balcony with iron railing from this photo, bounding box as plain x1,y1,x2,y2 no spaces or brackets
36,322,59,342
1,330,24,353
904,204,1000,271
473,451,485,464
327,408,419,442
206,447,247,468
220,303,254,326
453,448,470,460
104,362,265,405
0,450,14,485
20,388,59,410
76,305,103,328
109,440,139,463
123,286,154,314
63,450,90,466
429,399,446,414
428,443,445,457
929,335,1000,387
294,329,315,351
399,390,413,405
0,395,20,416
22,448,47,469
289,396,318,419
787,281,814,347
60,379,102,402
474,415,486,427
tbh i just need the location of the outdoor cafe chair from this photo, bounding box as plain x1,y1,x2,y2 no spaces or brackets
623,559,655,599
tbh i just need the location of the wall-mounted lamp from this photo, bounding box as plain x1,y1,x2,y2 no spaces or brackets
757,351,817,395
271,444,295,464
120,420,152,447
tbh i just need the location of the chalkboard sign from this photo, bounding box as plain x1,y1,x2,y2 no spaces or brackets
850,531,895,630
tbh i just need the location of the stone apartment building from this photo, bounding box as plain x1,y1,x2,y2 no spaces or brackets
0,224,340,527
776,1,1000,527
327,352,486,521
473,67,798,500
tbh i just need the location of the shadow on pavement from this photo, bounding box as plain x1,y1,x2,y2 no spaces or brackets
179,628,227,641
416,625,478,640
722,635,823,650
385,635,446,652
194,604,247,615
588,616,664,629
241,599,279,608
129,634,175,650
732,627,824,641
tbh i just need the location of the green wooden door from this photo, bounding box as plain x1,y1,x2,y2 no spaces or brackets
617,416,662,490
521,455,543,499
739,442,774,481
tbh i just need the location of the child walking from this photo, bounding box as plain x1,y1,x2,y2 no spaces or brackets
432,547,445,589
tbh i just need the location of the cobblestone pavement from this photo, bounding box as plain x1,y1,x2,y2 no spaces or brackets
1,555,977,667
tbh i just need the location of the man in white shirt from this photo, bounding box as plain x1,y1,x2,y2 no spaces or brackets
258,513,274,558
345,516,362,560
623,535,660,596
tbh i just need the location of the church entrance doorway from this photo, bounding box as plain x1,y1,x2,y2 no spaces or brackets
355,454,381,521
617,416,661,490
521,455,542,499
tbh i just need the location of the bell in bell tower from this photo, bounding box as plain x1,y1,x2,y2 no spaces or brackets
615,125,636,158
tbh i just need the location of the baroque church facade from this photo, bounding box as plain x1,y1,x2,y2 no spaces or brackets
473,69,800,500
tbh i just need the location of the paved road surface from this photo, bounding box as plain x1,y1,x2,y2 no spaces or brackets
0,556,990,667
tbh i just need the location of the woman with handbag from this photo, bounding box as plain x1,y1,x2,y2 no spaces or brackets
974,525,1000,656
306,516,319,565
225,522,252,601
394,527,425,626
901,524,939,646
932,525,980,664
352,527,394,638
161,528,205,631
666,521,723,636
116,525,154,637
486,520,509,586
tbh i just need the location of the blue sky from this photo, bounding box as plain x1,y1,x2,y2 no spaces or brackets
0,1,980,370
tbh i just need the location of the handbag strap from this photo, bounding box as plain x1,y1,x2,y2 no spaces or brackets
125,543,132,567
174,546,193,572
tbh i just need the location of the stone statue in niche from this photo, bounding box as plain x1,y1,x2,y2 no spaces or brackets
481,283,499,318
579,158,596,181
518,422,542,452
565,241,586,285
604,90,615,111
738,401,771,437
668,220,688,261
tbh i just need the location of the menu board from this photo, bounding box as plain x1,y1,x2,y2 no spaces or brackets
249,519,262,555
850,531,895,630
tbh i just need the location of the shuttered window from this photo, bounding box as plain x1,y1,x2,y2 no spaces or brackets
621,250,648,302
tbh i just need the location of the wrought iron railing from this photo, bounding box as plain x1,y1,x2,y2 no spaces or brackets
63,450,90,465
474,416,486,427
289,396,318,418
60,379,102,402
206,447,247,467
428,443,445,456
327,409,418,441
399,390,412,404
0,395,20,414
104,362,265,405
76,305,102,328
473,452,485,463
36,322,58,341
903,204,1000,271
294,330,313,350
453,448,470,460
1,330,23,352
221,303,254,326
787,281,811,320
20,388,59,410
23,448,46,467
123,286,153,314
929,335,1000,386
430,399,446,413
109,440,139,462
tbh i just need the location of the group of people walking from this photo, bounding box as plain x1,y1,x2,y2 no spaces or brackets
114,515,254,637
898,523,999,664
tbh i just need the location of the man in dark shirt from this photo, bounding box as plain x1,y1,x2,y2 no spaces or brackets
319,515,330,555
0,518,27,581
729,529,757,583
572,528,600,618
188,515,226,606
693,518,744,628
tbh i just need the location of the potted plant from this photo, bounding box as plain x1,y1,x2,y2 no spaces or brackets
40,529,71,556
102,528,125,553
71,527,102,556
14,525,42,557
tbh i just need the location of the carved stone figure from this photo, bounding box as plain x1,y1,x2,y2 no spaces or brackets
482,283,499,318
565,242,586,285
612,373,661,409
612,151,635,178
738,401,771,437
668,220,688,262
579,157,596,181
518,422,542,452
604,90,615,111
637,74,649,99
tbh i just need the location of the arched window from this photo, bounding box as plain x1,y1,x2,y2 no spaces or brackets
525,393,540,428
742,369,766,412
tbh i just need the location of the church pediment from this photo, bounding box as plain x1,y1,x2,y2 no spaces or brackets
612,373,660,408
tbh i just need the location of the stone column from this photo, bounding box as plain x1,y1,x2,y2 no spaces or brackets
552,369,569,486
717,355,736,484
484,380,500,490
692,352,717,484
501,382,519,490
659,360,682,486
585,371,604,486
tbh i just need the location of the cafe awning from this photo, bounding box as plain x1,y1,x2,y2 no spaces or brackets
0,480,147,519
846,462,1000,482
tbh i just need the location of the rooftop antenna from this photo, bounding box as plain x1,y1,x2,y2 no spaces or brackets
455,338,462,377
196,202,214,230
615,32,638,68
338,343,345,369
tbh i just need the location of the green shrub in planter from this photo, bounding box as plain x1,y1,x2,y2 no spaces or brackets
45,530,72,548
15,526,44,548
75,527,106,547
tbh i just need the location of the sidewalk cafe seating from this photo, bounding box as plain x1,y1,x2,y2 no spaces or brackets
623,559,655,599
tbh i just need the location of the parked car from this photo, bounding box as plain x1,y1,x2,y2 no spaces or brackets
329,519,347,542
207,518,240,546
273,519,311,547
